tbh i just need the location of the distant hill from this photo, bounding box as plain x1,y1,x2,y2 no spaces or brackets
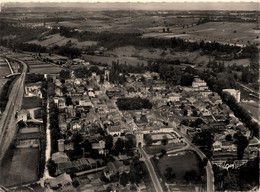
2,2,259,11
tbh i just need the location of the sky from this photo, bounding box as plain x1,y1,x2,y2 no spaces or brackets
1,1,259,11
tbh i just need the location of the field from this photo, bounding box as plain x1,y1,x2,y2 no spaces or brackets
22,97,42,109
154,150,202,181
143,22,259,46
107,46,250,67
0,57,11,77
28,33,97,48
82,54,148,66
26,60,63,74
5,148,39,187
240,101,259,121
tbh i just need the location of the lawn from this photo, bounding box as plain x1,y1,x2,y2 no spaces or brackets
5,148,39,187
22,97,42,109
153,150,203,182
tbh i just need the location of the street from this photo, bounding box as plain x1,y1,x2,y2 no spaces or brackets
139,147,164,192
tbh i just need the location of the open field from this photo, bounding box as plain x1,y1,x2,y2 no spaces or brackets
28,33,97,48
83,54,148,66
107,46,250,67
143,22,259,46
240,101,259,121
5,148,39,187
154,150,202,181
26,61,63,74
22,97,42,109
0,58,11,77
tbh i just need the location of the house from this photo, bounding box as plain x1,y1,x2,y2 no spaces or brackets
17,109,29,122
103,160,130,180
48,173,73,189
192,78,207,90
167,93,181,102
55,87,63,96
213,141,222,152
24,82,42,98
52,152,70,164
106,125,122,136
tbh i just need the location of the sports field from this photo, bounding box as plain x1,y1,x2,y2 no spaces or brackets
5,148,39,187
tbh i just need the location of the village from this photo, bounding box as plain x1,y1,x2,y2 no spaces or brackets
11,58,258,192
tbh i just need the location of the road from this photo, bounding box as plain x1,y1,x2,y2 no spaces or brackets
170,125,215,192
43,96,52,180
0,57,27,162
139,147,164,192
160,113,215,192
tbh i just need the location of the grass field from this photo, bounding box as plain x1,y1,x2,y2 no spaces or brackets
240,101,259,121
83,54,148,66
143,22,259,46
22,97,42,109
28,33,97,48
154,150,202,181
6,148,39,187
0,59,11,77
27,61,63,74
144,142,186,155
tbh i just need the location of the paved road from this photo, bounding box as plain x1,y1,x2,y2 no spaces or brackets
139,147,164,192
0,57,27,162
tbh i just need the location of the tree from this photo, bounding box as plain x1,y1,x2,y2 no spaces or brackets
223,172,239,191
59,70,70,79
162,135,168,145
195,118,204,126
83,139,92,152
184,170,197,182
164,167,176,182
114,138,124,154
65,96,73,106
105,135,113,152
235,134,249,160
120,172,129,187
225,134,232,141
47,159,57,176
144,134,153,145
17,120,26,128
192,130,214,149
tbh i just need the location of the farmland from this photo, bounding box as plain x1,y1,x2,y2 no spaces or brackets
28,33,97,48
26,60,63,74
0,57,11,77
143,22,259,46
83,54,148,66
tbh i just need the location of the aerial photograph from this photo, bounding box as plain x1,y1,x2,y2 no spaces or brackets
0,1,259,192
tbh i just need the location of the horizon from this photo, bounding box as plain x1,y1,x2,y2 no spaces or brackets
2,2,260,11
